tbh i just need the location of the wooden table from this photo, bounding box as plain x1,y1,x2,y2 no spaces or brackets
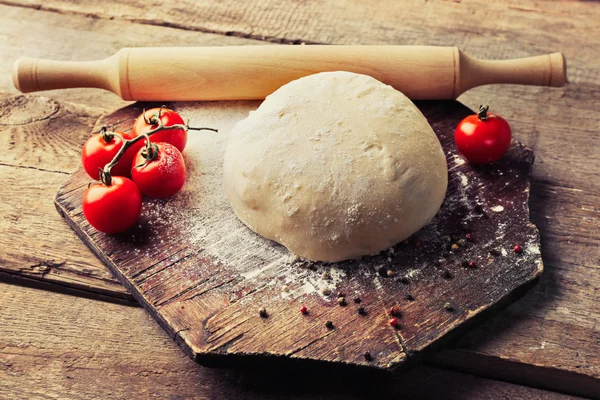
1,1,598,398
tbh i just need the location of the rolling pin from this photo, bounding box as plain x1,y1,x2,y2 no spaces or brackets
12,46,566,101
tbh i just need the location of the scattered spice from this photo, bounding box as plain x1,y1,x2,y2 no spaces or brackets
457,239,467,247
405,294,415,301
358,306,366,316
386,269,394,277
442,235,452,243
389,318,399,327
325,320,334,329
462,260,470,268
259,308,268,318
353,297,361,304
451,244,459,251
468,261,477,268
465,233,474,242
300,305,308,315
444,302,455,313
337,296,347,306
399,277,410,285
321,287,331,296
337,291,345,298
442,270,453,280
378,267,388,277
364,351,373,361
489,249,501,257
514,244,523,254
321,271,330,280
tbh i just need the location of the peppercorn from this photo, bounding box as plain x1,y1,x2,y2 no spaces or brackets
300,305,308,315
353,297,361,304
389,318,399,327
337,296,347,306
468,261,476,268
259,308,268,318
358,306,366,316
465,233,474,242
325,320,334,329
386,269,394,277
364,351,373,361
444,302,455,313
451,244,459,251
457,239,467,246
405,294,415,301
389,305,401,317
514,245,523,254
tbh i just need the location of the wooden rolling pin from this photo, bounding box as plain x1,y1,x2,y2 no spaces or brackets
12,46,566,101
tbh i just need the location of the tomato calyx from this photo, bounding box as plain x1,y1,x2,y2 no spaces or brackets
133,139,160,170
477,104,490,121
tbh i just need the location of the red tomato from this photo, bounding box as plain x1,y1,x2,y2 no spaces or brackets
132,107,187,153
131,142,186,198
81,130,142,179
82,176,142,234
454,106,512,164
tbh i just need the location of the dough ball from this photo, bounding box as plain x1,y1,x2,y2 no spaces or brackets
223,71,447,262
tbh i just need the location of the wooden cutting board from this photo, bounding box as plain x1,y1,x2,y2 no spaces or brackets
55,100,542,371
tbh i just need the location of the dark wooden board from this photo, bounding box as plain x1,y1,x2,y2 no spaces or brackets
54,100,542,370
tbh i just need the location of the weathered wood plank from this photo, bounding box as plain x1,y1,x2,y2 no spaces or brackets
0,0,598,395
0,280,585,400
0,164,130,299
0,93,131,297
0,3,262,110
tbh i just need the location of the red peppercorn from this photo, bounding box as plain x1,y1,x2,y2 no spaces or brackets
466,233,473,241
468,261,476,268
514,245,523,254
389,318,399,327
300,305,308,315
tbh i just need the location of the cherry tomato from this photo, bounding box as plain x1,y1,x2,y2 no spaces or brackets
132,107,187,153
82,176,142,234
81,130,142,179
454,105,512,164
131,142,186,198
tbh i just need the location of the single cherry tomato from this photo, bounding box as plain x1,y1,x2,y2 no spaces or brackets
132,107,187,153
82,176,142,234
131,142,186,198
454,105,512,164
81,130,142,179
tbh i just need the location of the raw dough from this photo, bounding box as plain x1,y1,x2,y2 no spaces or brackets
223,71,448,262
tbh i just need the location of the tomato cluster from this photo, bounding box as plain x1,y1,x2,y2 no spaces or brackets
81,107,197,234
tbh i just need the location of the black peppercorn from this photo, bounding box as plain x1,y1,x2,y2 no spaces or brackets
325,320,334,329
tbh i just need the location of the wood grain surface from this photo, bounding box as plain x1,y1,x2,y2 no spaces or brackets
0,280,585,400
0,0,598,397
54,99,543,372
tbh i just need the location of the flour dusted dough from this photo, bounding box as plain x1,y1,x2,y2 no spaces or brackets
223,71,448,262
